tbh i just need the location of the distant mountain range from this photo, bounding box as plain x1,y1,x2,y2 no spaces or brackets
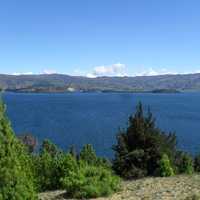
0,73,200,93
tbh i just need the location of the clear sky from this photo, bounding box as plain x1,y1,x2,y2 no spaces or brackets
1,0,200,76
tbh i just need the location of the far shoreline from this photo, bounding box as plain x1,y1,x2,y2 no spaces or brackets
1,89,189,95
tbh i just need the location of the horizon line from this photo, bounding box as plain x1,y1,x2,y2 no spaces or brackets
0,72,200,78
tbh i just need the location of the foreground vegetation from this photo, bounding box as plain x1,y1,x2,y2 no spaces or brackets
39,174,200,200
0,99,120,200
33,142,120,198
1,98,200,199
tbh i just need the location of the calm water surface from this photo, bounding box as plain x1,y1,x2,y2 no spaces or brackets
3,92,200,157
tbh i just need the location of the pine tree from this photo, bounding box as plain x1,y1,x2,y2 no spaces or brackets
80,144,97,165
0,100,37,199
113,102,177,179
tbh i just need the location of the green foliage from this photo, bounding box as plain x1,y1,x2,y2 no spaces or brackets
175,152,194,175
80,144,111,168
69,145,77,159
3,98,199,199
33,140,64,191
80,144,97,165
96,157,112,169
33,141,120,199
61,154,120,199
0,100,37,200
18,133,37,153
158,154,174,177
194,154,200,172
41,139,61,156
113,102,177,179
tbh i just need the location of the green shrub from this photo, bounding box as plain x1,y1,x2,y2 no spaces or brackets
80,144,97,165
158,154,174,177
194,154,200,172
113,102,177,179
41,139,61,156
175,152,194,175
80,144,111,168
33,140,65,191
33,141,118,198
61,154,121,199
0,101,37,199
18,133,37,153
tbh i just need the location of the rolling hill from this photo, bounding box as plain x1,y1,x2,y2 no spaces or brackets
0,73,200,92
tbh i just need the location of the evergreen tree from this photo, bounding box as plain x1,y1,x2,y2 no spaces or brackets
0,100,37,199
113,102,177,179
80,144,97,165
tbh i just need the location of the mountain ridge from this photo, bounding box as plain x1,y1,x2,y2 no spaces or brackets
0,73,200,92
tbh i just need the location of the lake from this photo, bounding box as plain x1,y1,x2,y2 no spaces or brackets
3,92,200,158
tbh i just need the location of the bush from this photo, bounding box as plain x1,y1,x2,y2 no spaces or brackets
113,102,177,179
175,152,194,175
194,154,200,172
41,139,61,156
80,144,97,165
158,154,174,177
61,154,120,199
0,101,37,199
33,141,120,198
18,133,37,153
80,144,111,168
33,140,64,191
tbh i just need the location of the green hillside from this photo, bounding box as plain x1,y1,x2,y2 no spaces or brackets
1,73,200,92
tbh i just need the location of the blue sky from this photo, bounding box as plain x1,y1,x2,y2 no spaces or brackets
1,0,200,76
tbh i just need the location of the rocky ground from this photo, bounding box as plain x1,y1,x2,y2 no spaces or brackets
39,174,200,200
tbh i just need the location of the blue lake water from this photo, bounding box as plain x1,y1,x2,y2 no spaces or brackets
3,92,200,157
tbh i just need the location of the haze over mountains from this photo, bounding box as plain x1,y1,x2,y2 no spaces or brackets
0,73,200,93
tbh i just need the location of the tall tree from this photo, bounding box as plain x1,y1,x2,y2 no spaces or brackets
0,100,37,199
113,102,177,179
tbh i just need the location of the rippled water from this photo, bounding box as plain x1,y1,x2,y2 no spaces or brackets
3,92,200,157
